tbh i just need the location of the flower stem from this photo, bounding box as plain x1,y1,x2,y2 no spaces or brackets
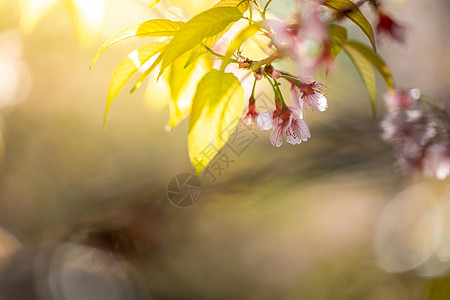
204,45,238,63
251,54,282,72
265,74,287,109
262,0,273,18
251,77,257,98
278,71,304,88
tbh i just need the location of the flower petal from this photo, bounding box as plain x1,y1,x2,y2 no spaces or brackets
285,126,301,145
290,85,301,107
270,124,284,147
293,119,311,141
305,92,328,111
288,106,303,120
257,110,274,131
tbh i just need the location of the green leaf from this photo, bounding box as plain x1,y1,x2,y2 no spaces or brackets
189,70,244,174
169,53,197,101
90,19,183,69
329,24,347,58
167,53,198,127
342,43,377,115
322,0,376,51
159,7,243,77
130,51,165,93
221,22,262,70
184,45,207,68
345,40,395,92
213,0,250,13
168,55,211,127
104,42,166,129
203,23,234,50
206,0,251,49
149,0,161,8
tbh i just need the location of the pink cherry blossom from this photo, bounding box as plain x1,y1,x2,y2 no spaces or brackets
300,80,327,111
381,110,436,148
384,89,420,111
264,3,330,75
290,79,327,115
264,19,298,59
380,105,440,177
295,1,329,74
375,8,406,43
257,106,310,147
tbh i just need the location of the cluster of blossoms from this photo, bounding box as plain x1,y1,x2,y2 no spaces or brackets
381,90,450,179
93,0,449,180
242,68,328,147
239,0,406,148
241,1,330,147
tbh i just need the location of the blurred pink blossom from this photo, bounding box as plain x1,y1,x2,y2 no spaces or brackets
424,141,450,180
264,2,330,75
384,89,420,111
381,89,450,179
375,8,406,43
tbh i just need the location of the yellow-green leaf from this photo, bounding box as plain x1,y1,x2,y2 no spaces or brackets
130,51,165,93
104,42,166,129
329,24,347,58
184,46,207,69
221,22,261,70
159,7,243,77
213,0,250,13
189,70,244,174
167,53,199,127
149,0,161,8
90,19,183,69
169,53,198,101
342,43,377,115
203,23,233,50
345,40,395,92
205,0,251,48
168,55,211,127
322,0,376,51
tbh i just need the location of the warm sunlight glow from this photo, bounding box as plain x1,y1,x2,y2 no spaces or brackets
17,0,104,45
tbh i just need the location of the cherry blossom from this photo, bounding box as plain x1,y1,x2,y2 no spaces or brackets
295,1,329,74
264,2,330,75
286,75,327,115
375,8,406,43
380,89,450,179
257,105,310,147
384,89,420,111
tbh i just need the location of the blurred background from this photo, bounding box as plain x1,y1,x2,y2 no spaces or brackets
0,0,449,299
